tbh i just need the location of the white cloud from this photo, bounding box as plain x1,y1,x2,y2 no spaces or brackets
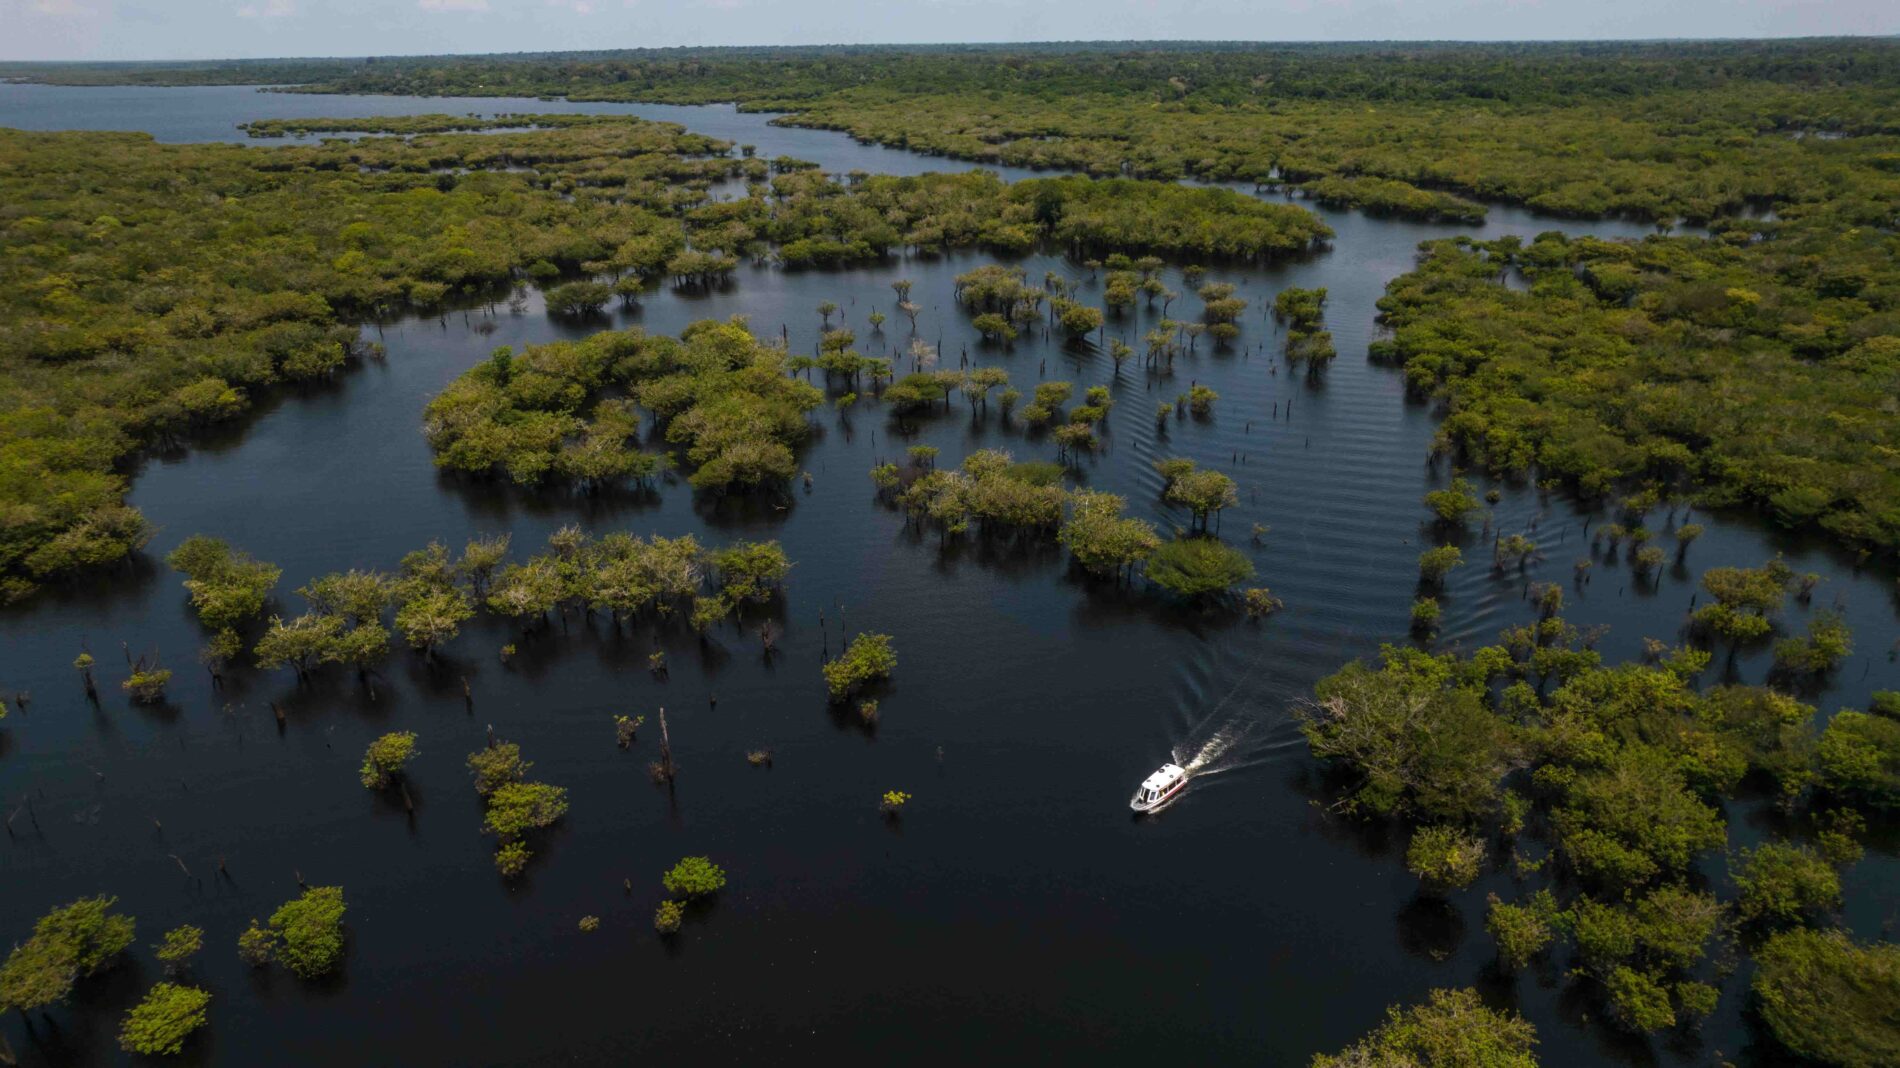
31,0,86,14
545,0,597,12
418,0,489,10
235,0,295,17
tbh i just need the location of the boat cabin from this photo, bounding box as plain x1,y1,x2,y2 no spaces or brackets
1131,763,1188,811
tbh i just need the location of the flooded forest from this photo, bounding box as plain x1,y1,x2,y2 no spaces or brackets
1,39,1898,1067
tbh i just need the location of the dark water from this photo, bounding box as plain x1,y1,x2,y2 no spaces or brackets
1,88,1895,1067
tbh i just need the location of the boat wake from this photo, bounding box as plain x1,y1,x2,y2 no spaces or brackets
1172,717,1261,776
1138,648,1286,810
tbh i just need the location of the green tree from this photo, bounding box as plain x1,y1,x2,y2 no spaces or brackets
1301,649,1517,821
236,922,274,968
454,537,510,599
543,280,612,315
0,896,136,1013
1818,711,1900,807
395,588,472,657
1312,988,1536,1068
359,731,419,790
1485,890,1559,970
823,633,896,701
1772,608,1853,675
299,568,393,624
153,925,204,975
122,662,174,704
253,612,345,680
1753,928,1900,1068
1058,491,1159,581
1187,384,1218,416
486,558,566,628
1057,301,1104,338
468,742,530,796
1552,745,1726,889
267,887,346,979
1605,966,1676,1032
1144,538,1254,599
1734,841,1842,926
662,856,728,898
1422,479,1481,524
1406,825,1485,892
118,982,210,1056
654,900,684,934
482,781,570,840
1417,545,1464,585
708,540,792,605
1162,466,1238,532
1692,560,1790,647
971,312,1015,342
165,536,282,631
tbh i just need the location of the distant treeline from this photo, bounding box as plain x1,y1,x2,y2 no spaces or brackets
8,38,1900,103
13,39,1898,226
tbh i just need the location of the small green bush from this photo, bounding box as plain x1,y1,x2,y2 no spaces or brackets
654,900,684,934
662,856,727,899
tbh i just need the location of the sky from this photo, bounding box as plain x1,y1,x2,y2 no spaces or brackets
3,0,1895,63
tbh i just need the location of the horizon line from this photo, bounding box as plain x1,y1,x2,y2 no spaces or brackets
5,34,1898,69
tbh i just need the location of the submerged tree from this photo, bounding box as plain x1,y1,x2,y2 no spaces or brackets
1299,648,1517,821
479,774,569,877
0,896,136,1014
1406,825,1485,892
468,741,530,796
1486,891,1561,971
1422,479,1482,525
130,930,190,989
359,732,419,790
1417,545,1464,586
1058,491,1159,583
824,633,896,701
662,856,727,899
118,982,210,1056
254,612,346,681
1733,841,1843,927
1313,988,1536,1068
252,887,347,980
654,900,684,934
1753,928,1900,1068
1144,539,1254,599
1158,462,1238,532
121,654,173,703
395,588,472,659
165,535,281,631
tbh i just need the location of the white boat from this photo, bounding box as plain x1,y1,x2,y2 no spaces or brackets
1130,763,1188,813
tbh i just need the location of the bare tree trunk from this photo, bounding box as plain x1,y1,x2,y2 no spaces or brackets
656,707,675,783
